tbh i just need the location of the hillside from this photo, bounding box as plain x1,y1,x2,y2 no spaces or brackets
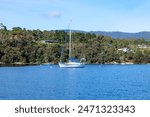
67,30,150,39
90,31,150,39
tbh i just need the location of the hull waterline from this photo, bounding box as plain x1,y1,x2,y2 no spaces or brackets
59,63,84,68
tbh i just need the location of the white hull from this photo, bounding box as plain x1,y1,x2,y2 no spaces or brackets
59,62,84,68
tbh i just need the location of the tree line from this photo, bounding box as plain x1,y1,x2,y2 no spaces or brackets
0,23,150,65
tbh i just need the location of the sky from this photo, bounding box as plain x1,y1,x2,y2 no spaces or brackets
0,0,150,32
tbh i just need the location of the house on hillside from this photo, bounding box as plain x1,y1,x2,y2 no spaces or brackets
138,44,149,49
118,48,129,52
40,40,58,44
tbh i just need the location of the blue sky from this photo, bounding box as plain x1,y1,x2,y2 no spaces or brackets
0,0,150,32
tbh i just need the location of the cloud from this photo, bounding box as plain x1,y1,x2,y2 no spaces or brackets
48,11,61,18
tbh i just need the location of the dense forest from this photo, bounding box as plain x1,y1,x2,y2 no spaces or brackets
0,23,150,65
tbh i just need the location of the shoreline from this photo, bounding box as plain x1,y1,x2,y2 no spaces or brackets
0,62,57,67
1,62,150,67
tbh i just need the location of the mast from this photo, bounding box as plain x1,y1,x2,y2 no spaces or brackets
68,20,72,58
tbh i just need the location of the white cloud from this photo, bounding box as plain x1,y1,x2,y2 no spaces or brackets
49,11,61,18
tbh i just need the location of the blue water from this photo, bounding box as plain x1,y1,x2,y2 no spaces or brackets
0,64,150,100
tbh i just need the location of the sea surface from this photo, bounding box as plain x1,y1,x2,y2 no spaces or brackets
0,64,150,100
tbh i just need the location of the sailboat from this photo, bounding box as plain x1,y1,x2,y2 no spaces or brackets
59,22,85,68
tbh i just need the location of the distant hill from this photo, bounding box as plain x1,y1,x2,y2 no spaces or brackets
90,31,150,39
64,30,150,39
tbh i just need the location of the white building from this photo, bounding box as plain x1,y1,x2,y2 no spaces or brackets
118,48,130,52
